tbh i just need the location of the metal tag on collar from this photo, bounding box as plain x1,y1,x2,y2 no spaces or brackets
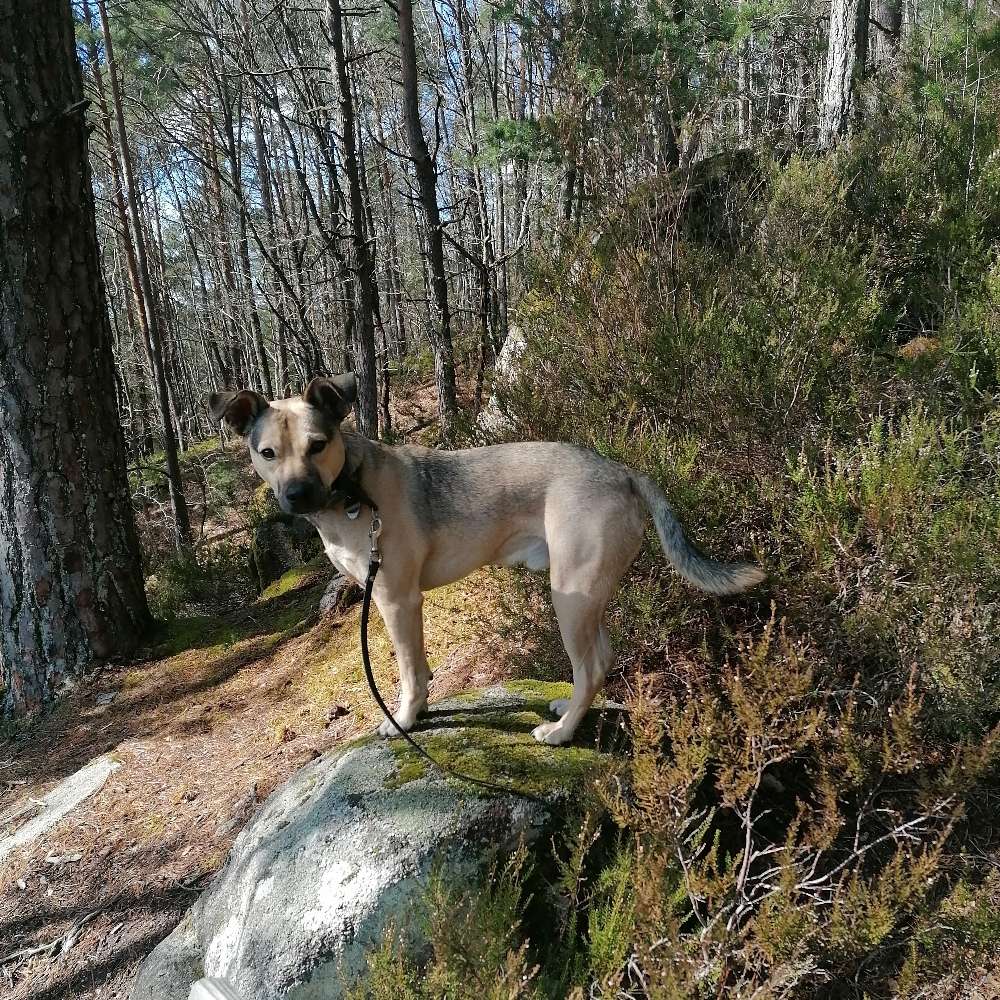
345,501,362,520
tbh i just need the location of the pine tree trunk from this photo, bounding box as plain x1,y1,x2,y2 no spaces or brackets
819,0,871,147
0,0,151,718
95,0,192,548
328,0,380,437
396,0,459,430
217,78,275,401
372,107,408,357
871,0,903,69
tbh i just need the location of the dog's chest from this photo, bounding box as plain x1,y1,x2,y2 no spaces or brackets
306,511,370,584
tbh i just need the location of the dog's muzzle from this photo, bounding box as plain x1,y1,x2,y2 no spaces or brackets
280,479,322,514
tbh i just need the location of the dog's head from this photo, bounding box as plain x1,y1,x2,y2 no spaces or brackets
208,375,357,515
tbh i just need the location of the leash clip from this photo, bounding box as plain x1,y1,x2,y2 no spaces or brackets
369,513,383,566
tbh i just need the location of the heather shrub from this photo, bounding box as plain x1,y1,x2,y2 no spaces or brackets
337,25,1000,995
348,615,998,998
437,117,1000,998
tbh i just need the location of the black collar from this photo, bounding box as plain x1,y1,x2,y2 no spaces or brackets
328,441,378,512
329,468,378,512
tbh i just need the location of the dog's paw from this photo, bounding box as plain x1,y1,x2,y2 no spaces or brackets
548,698,570,719
377,715,412,738
531,720,574,746
376,702,425,738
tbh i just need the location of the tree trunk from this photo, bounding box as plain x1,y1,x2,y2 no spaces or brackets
0,0,151,718
396,0,459,429
328,0,380,437
95,0,192,548
372,107,408,357
871,0,903,69
819,0,871,147
81,0,151,380
217,75,275,401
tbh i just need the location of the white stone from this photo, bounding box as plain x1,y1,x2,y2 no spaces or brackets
133,686,616,1000
0,755,120,870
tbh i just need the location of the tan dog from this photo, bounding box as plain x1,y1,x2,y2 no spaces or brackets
210,376,764,745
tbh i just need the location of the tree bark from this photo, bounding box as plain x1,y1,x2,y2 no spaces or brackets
871,0,903,69
819,0,871,147
224,86,275,400
0,0,151,718
396,0,459,429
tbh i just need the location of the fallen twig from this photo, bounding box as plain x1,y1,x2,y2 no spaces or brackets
0,910,100,967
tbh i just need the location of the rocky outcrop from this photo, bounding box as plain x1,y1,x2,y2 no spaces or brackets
477,326,527,438
249,485,324,593
133,683,623,1000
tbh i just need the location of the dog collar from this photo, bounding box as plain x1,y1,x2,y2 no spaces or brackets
329,467,378,515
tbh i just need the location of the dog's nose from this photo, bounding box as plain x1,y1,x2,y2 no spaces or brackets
283,481,311,510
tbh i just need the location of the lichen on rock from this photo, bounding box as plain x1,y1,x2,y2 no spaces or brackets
132,684,626,1000
385,682,622,795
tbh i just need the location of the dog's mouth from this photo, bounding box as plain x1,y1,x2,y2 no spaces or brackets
280,497,320,515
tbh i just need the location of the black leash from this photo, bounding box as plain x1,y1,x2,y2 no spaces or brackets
339,478,546,804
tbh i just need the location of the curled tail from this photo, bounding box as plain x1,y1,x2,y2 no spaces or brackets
631,474,765,596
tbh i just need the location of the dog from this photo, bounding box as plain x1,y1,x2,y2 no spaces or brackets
210,375,764,746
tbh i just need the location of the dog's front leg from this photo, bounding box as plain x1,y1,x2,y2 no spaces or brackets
372,590,431,737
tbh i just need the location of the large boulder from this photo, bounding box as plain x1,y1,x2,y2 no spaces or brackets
133,683,624,1000
477,325,527,438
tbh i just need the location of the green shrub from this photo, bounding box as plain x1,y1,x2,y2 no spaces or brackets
145,540,255,620
348,850,538,1000
437,111,1000,998
346,613,999,998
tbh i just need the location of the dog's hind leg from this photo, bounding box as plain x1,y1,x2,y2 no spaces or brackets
373,590,432,737
531,586,614,746
533,497,644,746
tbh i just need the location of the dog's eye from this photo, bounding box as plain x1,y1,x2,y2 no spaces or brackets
259,447,276,461
307,439,327,456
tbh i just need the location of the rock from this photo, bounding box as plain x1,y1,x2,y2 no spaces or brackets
0,755,121,871
133,683,623,1000
191,979,242,1000
250,488,324,594
216,784,260,837
318,574,361,614
477,325,527,438
251,519,323,594
323,704,350,726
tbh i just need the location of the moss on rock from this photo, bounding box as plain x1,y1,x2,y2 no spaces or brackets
258,558,330,601
384,685,625,796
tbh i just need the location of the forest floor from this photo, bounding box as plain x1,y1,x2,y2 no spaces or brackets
0,373,554,1000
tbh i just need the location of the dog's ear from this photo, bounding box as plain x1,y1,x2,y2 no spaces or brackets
302,374,356,422
208,390,268,437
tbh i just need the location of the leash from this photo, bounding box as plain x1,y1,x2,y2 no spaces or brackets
343,488,546,804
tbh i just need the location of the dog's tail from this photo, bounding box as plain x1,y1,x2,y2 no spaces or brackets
631,474,765,596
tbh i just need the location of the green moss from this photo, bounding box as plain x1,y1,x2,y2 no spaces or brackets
388,756,428,788
258,558,330,601
384,690,619,795
148,572,320,662
297,574,496,720
150,614,242,659
502,679,574,703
